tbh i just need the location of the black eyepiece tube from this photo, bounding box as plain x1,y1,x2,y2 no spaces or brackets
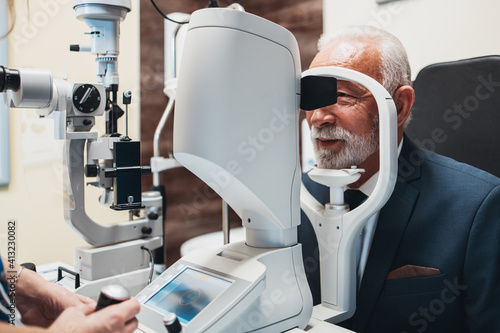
0,66,21,93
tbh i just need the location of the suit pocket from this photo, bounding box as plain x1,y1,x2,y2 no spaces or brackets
370,273,464,333
384,273,447,297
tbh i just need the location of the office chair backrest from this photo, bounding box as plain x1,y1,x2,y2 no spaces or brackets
406,55,500,178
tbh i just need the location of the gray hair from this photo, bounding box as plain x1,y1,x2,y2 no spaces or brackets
318,25,412,96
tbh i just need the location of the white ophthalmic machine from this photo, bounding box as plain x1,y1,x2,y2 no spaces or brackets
136,6,398,333
0,1,398,332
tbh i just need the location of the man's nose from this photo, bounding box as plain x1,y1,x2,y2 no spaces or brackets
309,106,337,128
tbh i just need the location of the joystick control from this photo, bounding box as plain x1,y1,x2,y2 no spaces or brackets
95,284,131,311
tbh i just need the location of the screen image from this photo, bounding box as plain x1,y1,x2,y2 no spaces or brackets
145,268,233,324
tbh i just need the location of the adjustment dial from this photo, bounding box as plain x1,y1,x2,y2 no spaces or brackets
73,84,102,113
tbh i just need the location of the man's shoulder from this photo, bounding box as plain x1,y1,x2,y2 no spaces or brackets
427,150,499,184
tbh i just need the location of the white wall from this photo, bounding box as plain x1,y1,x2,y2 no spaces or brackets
323,0,500,79
0,0,141,266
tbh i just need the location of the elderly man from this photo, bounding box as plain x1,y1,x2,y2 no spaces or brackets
299,26,500,333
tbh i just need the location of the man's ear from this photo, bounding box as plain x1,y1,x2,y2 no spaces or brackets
393,85,415,128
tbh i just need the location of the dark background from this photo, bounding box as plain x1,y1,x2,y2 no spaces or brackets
139,0,322,266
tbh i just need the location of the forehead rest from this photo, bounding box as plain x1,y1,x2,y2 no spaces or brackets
300,75,337,111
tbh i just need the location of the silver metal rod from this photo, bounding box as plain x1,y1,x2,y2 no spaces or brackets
152,21,186,186
152,97,175,186
222,200,230,244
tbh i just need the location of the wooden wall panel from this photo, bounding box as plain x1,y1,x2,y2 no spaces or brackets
140,0,322,266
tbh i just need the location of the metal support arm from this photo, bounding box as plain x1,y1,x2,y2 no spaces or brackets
65,138,163,246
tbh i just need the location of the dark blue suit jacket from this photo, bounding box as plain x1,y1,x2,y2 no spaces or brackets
298,137,500,333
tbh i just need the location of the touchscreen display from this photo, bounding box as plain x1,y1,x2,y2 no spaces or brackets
145,267,232,324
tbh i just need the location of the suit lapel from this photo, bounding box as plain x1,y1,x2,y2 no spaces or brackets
354,138,422,332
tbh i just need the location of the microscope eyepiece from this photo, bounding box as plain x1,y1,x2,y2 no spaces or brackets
0,66,21,93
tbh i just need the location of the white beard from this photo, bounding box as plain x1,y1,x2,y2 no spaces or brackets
310,117,379,169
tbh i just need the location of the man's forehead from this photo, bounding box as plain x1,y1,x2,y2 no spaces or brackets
311,38,383,83
337,80,371,95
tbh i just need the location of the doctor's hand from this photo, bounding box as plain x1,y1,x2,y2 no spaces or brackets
14,265,95,327
48,298,140,333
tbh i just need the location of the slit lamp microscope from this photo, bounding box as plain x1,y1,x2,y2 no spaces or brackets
1,0,165,297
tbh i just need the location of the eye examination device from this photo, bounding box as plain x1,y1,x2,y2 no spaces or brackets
135,7,398,333
1,3,398,332
1,0,165,298
136,8,312,332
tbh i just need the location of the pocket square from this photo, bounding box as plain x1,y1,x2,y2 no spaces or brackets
386,265,441,280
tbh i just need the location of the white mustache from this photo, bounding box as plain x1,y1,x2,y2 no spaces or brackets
310,125,354,142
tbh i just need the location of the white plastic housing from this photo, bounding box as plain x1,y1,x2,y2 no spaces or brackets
73,0,130,55
174,8,302,247
8,68,53,108
164,12,190,82
73,0,131,86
